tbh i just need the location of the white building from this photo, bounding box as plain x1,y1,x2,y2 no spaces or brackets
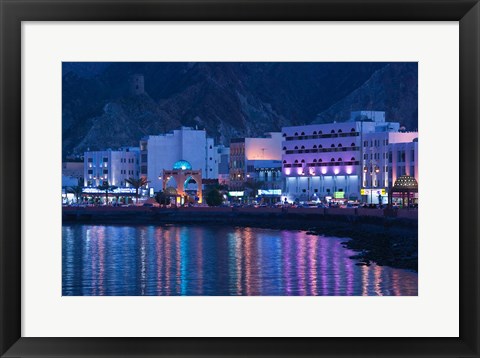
229,132,283,190
282,111,418,203
361,131,418,203
84,147,140,187
140,127,219,191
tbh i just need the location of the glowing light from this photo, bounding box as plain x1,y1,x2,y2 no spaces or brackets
346,167,352,175
285,168,291,175
321,168,327,175
334,168,340,175
297,168,303,175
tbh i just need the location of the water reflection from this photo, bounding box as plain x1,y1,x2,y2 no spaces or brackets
62,225,418,296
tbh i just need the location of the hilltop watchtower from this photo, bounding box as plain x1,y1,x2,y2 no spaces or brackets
129,74,145,95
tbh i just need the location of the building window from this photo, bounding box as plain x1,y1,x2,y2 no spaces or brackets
313,131,317,135
338,158,342,161
338,129,342,133
141,154,147,162
103,169,108,174
351,157,355,161
283,146,287,150
351,128,355,132
313,145,317,149
351,143,355,147
331,158,335,162
294,132,298,136
87,158,93,162
301,146,305,149
103,157,108,162
410,165,415,177
389,152,392,163
411,149,415,161
331,144,335,148
313,159,317,163
330,130,335,134
364,141,368,147
88,169,93,174
301,132,305,135
209,157,212,160
295,146,298,149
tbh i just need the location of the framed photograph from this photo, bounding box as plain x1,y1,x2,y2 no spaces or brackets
1,0,479,357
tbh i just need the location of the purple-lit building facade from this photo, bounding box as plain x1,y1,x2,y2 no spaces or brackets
281,112,418,203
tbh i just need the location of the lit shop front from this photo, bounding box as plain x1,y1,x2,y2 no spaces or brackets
257,189,282,204
81,187,139,204
360,188,388,205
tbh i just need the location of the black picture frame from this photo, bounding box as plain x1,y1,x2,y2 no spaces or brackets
1,0,479,357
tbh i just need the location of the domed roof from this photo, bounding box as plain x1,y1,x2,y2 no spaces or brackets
173,160,192,170
393,175,418,190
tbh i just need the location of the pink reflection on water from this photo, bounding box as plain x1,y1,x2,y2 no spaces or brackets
307,236,318,296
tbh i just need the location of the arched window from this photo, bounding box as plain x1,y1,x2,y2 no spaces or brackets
331,144,335,148
319,130,323,135
294,146,298,150
319,144,323,148
351,157,355,161
283,146,287,150
338,129,343,133
294,132,298,136
331,158,335,162
313,159,317,162
338,143,343,147
313,145,317,149
301,145,305,149
301,132,305,135
294,160,299,164
282,133,287,137
319,159,323,162
351,128,355,132
338,158,343,162
331,129,335,134
351,143,355,147
283,160,287,163
313,131,317,135
301,159,305,163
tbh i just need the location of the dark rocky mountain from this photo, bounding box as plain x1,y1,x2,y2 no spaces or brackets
62,62,417,156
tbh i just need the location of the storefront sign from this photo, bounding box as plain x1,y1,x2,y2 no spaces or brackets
258,189,282,196
334,191,345,199
228,191,244,197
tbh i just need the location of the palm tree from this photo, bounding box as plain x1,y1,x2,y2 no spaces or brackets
97,181,118,205
67,178,84,204
125,177,150,204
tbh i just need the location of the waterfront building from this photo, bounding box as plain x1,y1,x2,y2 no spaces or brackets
62,162,84,180
140,127,219,191
281,111,418,204
362,131,418,204
83,147,140,187
229,132,283,190
252,160,283,203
